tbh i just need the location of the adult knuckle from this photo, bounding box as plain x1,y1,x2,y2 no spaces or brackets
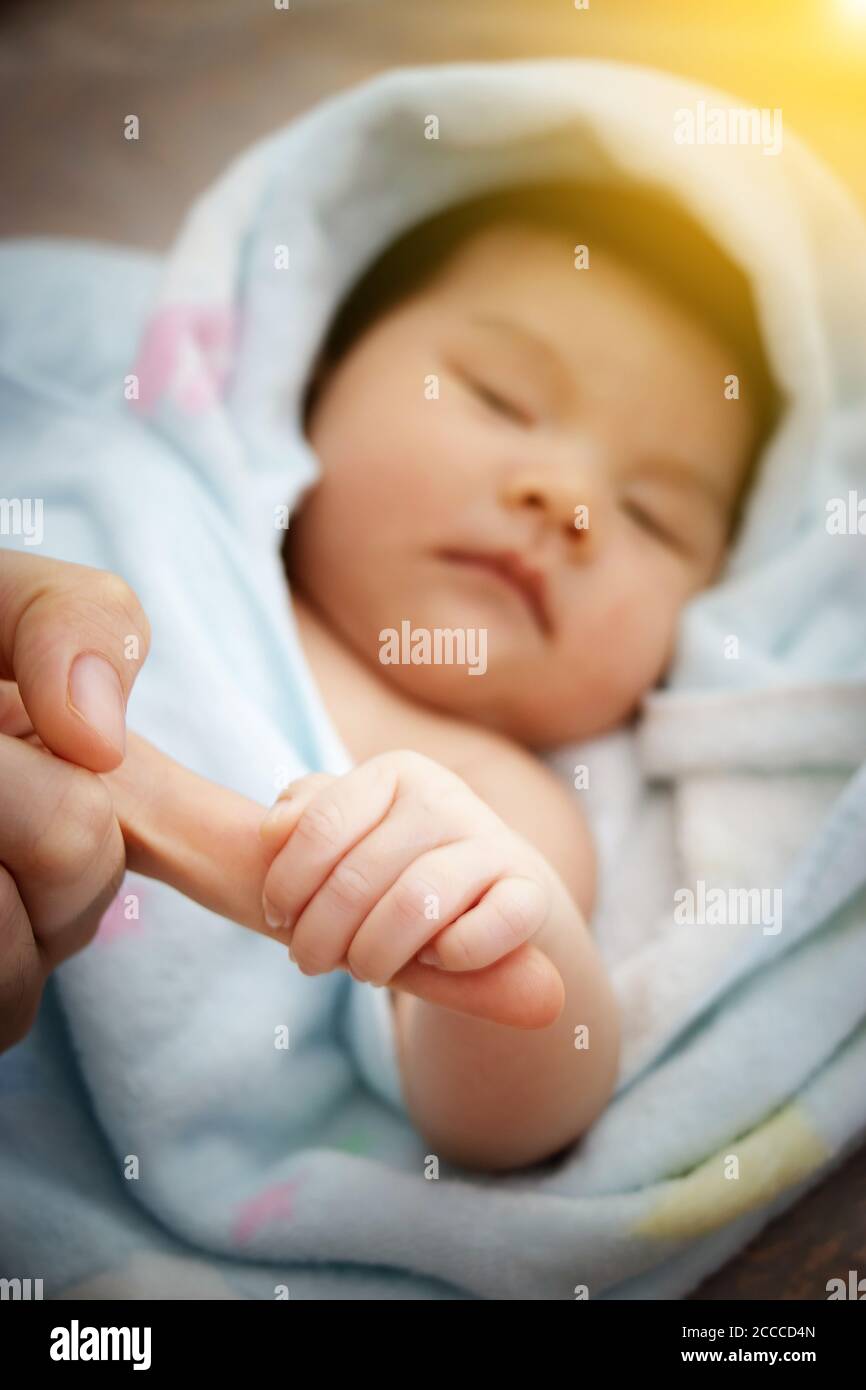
94,569,136,615
0,867,23,940
31,770,116,885
83,571,151,654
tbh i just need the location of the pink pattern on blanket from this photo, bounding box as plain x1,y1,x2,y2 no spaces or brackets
95,885,145,944
232,1179,303,1247
129,304,237,415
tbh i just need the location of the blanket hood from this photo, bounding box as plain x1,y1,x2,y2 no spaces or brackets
133,58,866,771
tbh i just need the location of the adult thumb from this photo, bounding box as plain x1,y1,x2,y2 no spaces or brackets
0,550,151,772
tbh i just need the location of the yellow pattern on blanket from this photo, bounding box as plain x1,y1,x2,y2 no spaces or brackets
635,1105,830,1239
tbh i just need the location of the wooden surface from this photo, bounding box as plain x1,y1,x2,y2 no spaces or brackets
0,0,863,249
0,0,863,1300
691,1142,866,1300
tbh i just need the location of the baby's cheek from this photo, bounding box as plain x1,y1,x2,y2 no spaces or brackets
617,605,679,697
577,580,675,706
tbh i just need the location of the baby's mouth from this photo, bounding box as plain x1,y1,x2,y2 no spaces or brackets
437,548,553,636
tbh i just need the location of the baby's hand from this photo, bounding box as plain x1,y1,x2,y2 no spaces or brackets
260,749,564,1025
105,734,565,1030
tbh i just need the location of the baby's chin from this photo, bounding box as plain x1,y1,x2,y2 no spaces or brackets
373,648,620,749
371,611,631,742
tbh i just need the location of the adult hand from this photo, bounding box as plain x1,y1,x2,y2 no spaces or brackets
0,550,151,1051
0,547,560,1041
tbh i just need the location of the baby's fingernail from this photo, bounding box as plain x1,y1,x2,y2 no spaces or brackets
418,946,441,966
259,799,298,841
263,897,286,929
68,653,126,755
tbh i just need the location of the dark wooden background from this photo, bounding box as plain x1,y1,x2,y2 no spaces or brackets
1,0,864,247
0,0,863,1299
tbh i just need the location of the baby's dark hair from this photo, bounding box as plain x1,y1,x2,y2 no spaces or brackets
304,178,782,531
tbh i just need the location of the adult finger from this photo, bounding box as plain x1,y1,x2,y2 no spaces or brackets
0,680,32,737
0,733,126,968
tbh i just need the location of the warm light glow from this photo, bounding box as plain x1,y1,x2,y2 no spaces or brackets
840,0,866,20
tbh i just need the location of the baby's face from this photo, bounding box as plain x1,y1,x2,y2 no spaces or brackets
289,222,758,746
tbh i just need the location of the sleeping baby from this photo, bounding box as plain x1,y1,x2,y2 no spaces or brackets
105,175,779,1172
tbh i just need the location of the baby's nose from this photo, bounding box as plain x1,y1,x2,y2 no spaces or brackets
502,470,595,552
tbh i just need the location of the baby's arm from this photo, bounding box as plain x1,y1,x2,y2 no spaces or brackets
260,743,619,1172
397,742,617,1171
403,733,616,1170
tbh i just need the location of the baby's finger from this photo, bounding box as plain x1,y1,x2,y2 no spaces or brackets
107,735,564,1028
261,758,399,932
418,875,550,973
346,837,506,985
258,773,337,860
286,797,476,978
389,942,565,1031
259,775,340,926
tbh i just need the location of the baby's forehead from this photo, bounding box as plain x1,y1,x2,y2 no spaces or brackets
432,219,583,291
432,244,744,398
430,227,717,356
